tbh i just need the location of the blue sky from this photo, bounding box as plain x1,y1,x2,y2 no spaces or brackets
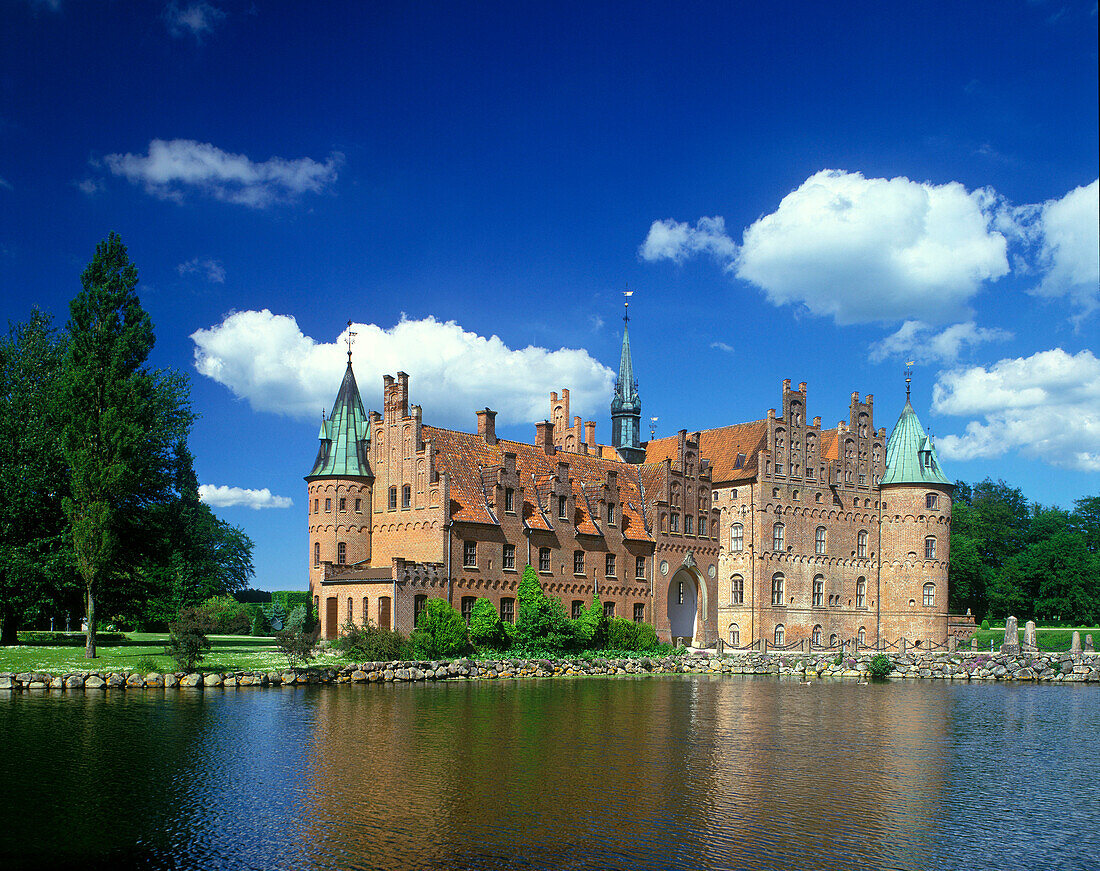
2,0,1097,591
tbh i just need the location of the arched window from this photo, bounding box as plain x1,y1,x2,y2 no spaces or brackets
774,624,785,646
729,623,740,646
773,523,785,552
347,597,353,621
925,536,937,559
731,575,744,605
923,583,935,607
856,577,866,609
812,625,822,646
858,627,866,646
857,529,868,558
829,633,838,646
362,597,369,621
730,523,744,552
815,526,826,555
337,542,346,564
402,484,411,508
313,541,320,567
771,574,785,606
812,575,824,607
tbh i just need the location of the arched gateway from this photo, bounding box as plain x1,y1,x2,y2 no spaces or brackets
667,568,701,643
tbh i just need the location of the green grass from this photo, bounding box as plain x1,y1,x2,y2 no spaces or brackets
966,627,1098,652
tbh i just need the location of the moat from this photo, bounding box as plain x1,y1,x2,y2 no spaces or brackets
2,676,1097,871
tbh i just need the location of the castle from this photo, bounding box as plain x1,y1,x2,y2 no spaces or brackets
306,307,952,648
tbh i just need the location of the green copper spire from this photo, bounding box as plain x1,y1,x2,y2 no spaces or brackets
612,291,644,463
882,395,952,487
307,358,372,479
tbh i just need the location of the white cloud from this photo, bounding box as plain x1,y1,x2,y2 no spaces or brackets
164,2,226,40
711,341,734,353
103,139,342,208
640,216,738,263
190,310,616,429
178,257,226,283
76,177,103,196
933,348,1100,472
199,484,293,510
1029,179,1099,319
871,320,1012,364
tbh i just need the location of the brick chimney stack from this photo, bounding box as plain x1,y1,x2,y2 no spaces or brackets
535,421,555,455
477,408,497,445
584,421,596,450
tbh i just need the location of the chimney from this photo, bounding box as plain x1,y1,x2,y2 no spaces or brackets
477,408,498,445
584,421,596,448
783,378,791,391
798,381,807,393
536,421,554,455
812,415,821,428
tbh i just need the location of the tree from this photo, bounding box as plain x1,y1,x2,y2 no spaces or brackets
468,597,508,650
1071,496,1100,553
573,594,608,649
0,311,75,643
408,598,468,658
62,234,192,657
515,564,574,651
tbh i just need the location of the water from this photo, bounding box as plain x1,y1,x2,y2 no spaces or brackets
1,677,1098,870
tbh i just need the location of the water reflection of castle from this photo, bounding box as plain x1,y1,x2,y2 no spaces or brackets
307,307,951,647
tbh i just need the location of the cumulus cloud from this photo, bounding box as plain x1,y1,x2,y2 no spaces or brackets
178,257,226,283
198,484,293,510
190,310,616,428
103,139,342,207
870,320,1012,364
641,170,1100,326
933,348,1100,472
164,2,226,39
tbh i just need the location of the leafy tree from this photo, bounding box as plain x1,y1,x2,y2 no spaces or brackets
1071,496,1100,553
467,597,508,650
0,311,76,643
514,564,574,651
164,607,212,672
572,594,608,649
947,532,988,617
62,234,192,657
276,626,316,668
408,598,469,658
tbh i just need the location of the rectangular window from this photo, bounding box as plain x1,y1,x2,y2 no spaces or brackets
387,488,397,510
339,497,346,511
813,578,824,608
558,496,568,519
313,541,320,567
670,514,680,533
413,594,428,626
500,597,515,623
571,600,584,619
773,524,784,551
402,485,411,508
607,503,616,525
635,556,645,579
574,550,585,575
362,597,369,621
731,576,744,605
325,498,332,512
503,544,515,571
504,487,515,513
539,547,551,573
699,516,707,537
771,576,784,606
730,524,743,552
354,498,361,512
336,542,346,564
461,596,476,624
684,514,693,535
924,584,935,607
925,537,936,560
605,554,616,577
633,603,645,623
856,582,867,609
815,527,826,555
603,601,615,619
857,531,868,558
463,540,477,568
926,493,938,509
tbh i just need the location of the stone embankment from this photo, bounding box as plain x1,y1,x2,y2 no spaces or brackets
1,650,1098,692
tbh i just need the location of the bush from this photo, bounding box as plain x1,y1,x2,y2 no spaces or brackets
164,608,212,672
135,655,160,673
604,619,658,651
276,628,315,668
272,591,314,630
515,565,575,652
249,610,269,637
408,599,469,659
868,653,894,679
285,604,307,634
197,596,251,635
468,598,508,650
572,595,608,650
332,619,406,661
981,619,990,631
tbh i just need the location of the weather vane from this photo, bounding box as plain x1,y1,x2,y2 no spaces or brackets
623,285,633,326
650,416,658,441
905,360,914,400
346,319,357,362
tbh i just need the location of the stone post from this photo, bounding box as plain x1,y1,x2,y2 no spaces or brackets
716,637,725,655
1001,616,1020,655
899,637,907,657
1086,634,1094,653
948,635,957,652
1070,631,1081,654
971,637,978,651
1024,620,1037,650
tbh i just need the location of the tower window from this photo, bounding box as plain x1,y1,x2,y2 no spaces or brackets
558,496,568,519
605,554,616,577
856,578,867,609
857,529,868,558
926,493,938,509
387,487,397,510
731,575,744,605
539,547,551,573
607,503,616,525
925,536,937,559
336,542,346,564
730,523,743,552
574,550,585,575
772,523,784,552
503,544,515,571
463,541,477,568
313,542,320,567
402,485,411,508
815,526,826,555
771,574,785,606
923,583,935,607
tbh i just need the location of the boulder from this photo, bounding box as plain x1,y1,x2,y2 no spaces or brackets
65,675,85,689
85,675,106,689
163,673,179,688
180,673,203,688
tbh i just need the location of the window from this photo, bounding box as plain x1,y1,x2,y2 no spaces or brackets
815,526,826,555
504,487,515,513
414,594,427,626
347,597,353,621
812,625,822,646
539,547,551,573
605,554,616,577
603,601,616,619
362,597,369,621
402,485,411,508
856,578,867,609
812,576,824,607
607,503,616,525
463,541,477,568
771,574,785,606
857,529,868,558
313,542,320,567
677,581,684,605
730,523,744,552
699,516,707,537
387,487,397,510
558,496,568,519
635,556,646,579
728,624,740,646
325,498,332,512
339,497,346,512
503,544,515,571
774,624,785,646
923,583,935,607
634,603,645,623
731,575,744,605
925,536,937,559
571,600,584,619
926,493,938,509
500,597,515,623
670,513,680,533
772,523,784,552
461,596,476,624
684,514,693,535
337,542,346,564
574,550,585,575
858,627,867,646
354,498,361,512
313,498,318,513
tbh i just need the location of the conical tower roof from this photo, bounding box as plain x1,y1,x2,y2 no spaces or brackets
306,361,372,479
612,320,639,411
882,398,951,487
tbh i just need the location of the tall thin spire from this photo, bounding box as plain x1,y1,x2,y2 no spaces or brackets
612,289,644,463
346,319,357,363
905,360,913,403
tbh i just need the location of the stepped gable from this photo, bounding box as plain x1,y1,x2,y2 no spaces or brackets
421,424,653,542
645,420,768,483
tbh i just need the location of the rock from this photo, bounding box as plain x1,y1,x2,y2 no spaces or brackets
50,676,64,689
351,670,368,682
65,675,85,689
106,673,125,688
281,672,297,685
1001,617,1020,655
395,668,412,681
85,675,106,689
180,673,203,687
145,674,163,687
200,674,222,687
126,673,144,688
163,673,179,688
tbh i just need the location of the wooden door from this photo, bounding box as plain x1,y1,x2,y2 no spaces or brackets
378,596,391,630
325,597,337,639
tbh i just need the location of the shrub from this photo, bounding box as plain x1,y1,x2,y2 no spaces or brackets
285,604,307,634
981,619,990,631
868,653,894,679
135,655,160,673
468,598,508,650
515,565,575,652
276,628,315,668
572,595,608,650
249,610,269,637
197,596,251,635
164,608,212,672
408,599,469,658
332,619,406,661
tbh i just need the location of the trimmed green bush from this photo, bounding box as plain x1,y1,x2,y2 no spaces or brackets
868,653,894,679
408,598,469,658
164,608,212,671
515,565,575,652
285,604,307,634
198,596,251,635
249,610,268,637
572,595,608,649
981,619,990,631
606,618,660,651
468,598,508,650
332,619,406,661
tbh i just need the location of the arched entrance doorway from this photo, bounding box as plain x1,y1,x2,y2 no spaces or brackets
667,569,698,643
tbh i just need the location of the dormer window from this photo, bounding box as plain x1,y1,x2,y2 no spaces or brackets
607,503,616,525
558,495,568,519
504,487,515,513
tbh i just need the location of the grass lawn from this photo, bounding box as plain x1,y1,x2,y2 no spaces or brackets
966,627,1098,652
0,633,349,675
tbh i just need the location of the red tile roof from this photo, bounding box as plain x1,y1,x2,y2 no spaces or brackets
645,421,769,484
